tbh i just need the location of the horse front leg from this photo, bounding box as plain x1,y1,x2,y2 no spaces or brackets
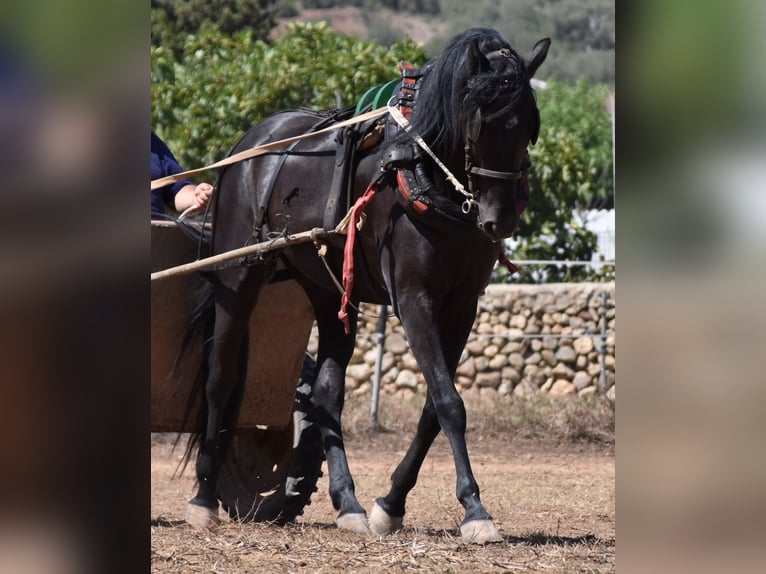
369,394,440,535
373,293,502,543
309,291,371,535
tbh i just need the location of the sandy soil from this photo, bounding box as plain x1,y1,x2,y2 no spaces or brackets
152,429,614,572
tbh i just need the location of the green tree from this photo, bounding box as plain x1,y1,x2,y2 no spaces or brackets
496,79,614,283
151,0,277,56
151,21,425,168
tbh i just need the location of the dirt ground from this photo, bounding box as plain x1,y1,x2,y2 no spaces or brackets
151,398,614,573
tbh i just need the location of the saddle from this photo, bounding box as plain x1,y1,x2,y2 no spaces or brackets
323,113,360,232
321,104,387,234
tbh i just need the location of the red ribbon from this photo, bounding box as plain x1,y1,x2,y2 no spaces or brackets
498,244,519,274
338,182,380,334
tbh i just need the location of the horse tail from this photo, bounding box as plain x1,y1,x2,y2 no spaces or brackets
172,280,250,477
169,281,214,474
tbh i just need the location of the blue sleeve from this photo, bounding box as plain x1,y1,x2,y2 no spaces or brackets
151,131,193,214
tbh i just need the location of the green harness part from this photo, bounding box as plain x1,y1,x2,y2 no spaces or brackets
354,78,399,115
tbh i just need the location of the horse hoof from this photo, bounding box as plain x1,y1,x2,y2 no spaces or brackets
336,512,373,536
185,503,220,529
460,519,503,544
368,501,403,535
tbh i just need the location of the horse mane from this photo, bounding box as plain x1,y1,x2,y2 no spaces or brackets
409,28,538,160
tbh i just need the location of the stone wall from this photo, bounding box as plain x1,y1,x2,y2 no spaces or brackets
307,282,615,401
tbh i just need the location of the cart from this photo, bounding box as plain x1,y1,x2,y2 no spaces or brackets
151,220,324,522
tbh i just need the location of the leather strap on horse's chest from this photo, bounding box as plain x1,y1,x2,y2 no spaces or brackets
383,62,423,143
396,168,479,231
396,170,428,216
385,62,480,232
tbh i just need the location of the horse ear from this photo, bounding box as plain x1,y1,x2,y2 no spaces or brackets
526,38,551,78
466,39,490,76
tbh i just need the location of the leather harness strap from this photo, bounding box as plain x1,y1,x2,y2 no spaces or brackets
469,165,524,180
396,170,428,215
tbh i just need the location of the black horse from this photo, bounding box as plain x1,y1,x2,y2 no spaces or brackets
184,28,549,543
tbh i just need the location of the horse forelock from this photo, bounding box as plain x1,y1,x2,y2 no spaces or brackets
409,28,538,160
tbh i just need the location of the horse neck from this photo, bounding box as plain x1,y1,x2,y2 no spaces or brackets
409,72,470,201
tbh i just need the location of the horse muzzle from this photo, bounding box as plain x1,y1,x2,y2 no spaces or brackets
479,212,518,242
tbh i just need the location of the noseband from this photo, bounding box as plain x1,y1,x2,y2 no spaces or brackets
464,144,530,214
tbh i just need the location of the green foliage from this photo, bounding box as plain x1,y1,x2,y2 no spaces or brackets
151,0,277,56
151,21,426,169
151,17,613,284
495,79,614,283
535,79,613,206
279,0,614,84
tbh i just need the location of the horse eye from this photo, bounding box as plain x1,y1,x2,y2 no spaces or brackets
506,116,519,130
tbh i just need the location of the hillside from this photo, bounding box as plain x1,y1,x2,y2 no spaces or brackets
274,1,614,84
153,0,613,83
273,7,447,49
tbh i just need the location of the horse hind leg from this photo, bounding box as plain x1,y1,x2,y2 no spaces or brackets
186,270,270,528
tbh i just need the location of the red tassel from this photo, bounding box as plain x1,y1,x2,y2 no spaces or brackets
498,244,519,274
338,182,380,334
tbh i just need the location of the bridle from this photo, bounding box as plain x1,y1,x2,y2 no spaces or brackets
464,142,530,214
464,127,531,216
387,47,534,218
462,47,532,216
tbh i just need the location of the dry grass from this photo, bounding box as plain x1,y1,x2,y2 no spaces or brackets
342,391,615,447
152,393,615,573
151,521,615,573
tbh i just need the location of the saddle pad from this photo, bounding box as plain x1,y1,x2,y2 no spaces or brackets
354,78,399,115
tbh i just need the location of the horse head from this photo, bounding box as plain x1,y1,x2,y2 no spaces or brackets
458,32,550,241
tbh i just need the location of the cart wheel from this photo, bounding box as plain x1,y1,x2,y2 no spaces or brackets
217,353,323,523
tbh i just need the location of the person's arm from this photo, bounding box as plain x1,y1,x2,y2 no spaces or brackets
151,132,213,214
173,182,213,212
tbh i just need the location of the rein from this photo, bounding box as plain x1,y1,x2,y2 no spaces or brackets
150,106,389,191
152,60,528,297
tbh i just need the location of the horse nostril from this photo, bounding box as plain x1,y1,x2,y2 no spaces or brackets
482,221,496,237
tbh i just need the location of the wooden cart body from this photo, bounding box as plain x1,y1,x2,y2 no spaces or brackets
150,221,315,431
